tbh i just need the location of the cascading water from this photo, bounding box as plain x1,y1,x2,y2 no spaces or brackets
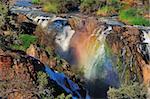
48,18,76,63
10,2,120,97
10,2,90,98
54,18,119,98
83,26,118,83
141,31,150,63
8,0,150,98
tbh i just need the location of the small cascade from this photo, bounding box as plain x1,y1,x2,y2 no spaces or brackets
55,26,75,52
139,30,150,63
47,18,76,63
143,31,150,61
10,3,56,28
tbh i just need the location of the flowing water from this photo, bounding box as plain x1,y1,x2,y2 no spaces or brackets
10,2,120,98
142,31,150,62
54,20,119,98
10,0,150,98
15,0,32,6
45,66,85,99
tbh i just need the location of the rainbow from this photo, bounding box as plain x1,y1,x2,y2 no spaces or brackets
54,18,119,91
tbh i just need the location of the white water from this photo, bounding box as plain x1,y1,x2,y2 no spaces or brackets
55,26,75,52
142,31,150,62
85,26,119,86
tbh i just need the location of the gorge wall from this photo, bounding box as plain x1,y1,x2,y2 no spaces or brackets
9,2,150,98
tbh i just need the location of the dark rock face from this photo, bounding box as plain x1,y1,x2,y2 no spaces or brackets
106,26,145,83
21,22,37,34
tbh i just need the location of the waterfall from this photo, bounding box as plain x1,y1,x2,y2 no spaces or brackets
83,26,117,83
55,26,75,52
143,31,150,61
10,0,150,98
66,19,119,97
52,18,120,97
139,31,150,63
47,18,76,64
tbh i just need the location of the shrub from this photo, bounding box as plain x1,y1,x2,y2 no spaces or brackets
11,34,37,51
41,0,79,13
34,26,55,49
80,0,104,14
19,34,37,49
37,71,48,88
43,2,59,13
97,6,116,16
107,0,120,7
55,93,72,99
31,0,41,4
108,0,118,4
119,8,150,26
107,82,147,99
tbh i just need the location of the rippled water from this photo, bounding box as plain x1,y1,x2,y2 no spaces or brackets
15,0,32,6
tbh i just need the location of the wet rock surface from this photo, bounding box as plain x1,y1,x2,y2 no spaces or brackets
107,26,143,82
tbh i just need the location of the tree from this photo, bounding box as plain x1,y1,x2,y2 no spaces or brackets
107,82,147,99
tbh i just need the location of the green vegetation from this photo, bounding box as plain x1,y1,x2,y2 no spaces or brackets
108,0,119,4
56,94,72,99
80,0,103,14
35,0,79,13
37,71,48,88
116,52,123,80
55,93,72,99
107,0,120,8
80,0,121,14
37,71,54,98
31,0,149,26
97,6,116,16
31,0,41,4
43,2,59,13
11,34,37,51
119,8,150,26
107,83,147,99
